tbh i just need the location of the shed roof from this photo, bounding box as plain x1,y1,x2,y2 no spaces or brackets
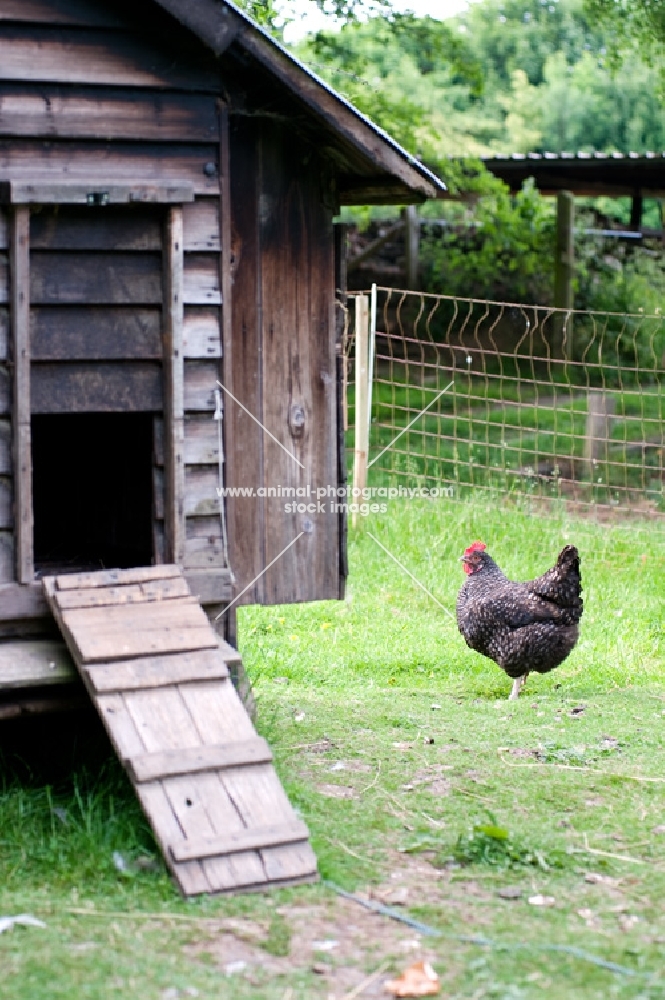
153,0,447,205
481,151,665,198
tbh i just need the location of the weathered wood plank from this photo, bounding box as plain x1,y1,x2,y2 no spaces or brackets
135,782,211,894
0,476,11,528
0,530,13,583
72,625,218,663
31,362,163,414
55,564,182,590
0,581,48,618
0,86,218,142
31,205,162,251
155,467,220,518
85,648,229,694
0,639,76,688
178,678,255,744
163,206,186,566
155,417,220,466
170,820,310,863
183,310,221,359
0,419,10,475
183,569,233,605
0,0,127,27
127,737,272,783
30,252,162,304
183,199,220,251
123,685,203,752
0,364,8,414
183,360,218,411
184,536,227,569
31,307,162,360
3,181,194,205
0,308,7,358
0,253,7,303
183,255,221,305
0,141,219,196
0,26,220,91
11,206,32,582
55,576,190,609
0,209,5,250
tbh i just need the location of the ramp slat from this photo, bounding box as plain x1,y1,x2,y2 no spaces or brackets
54,565,182,590
42,566,317,896
170,820,311,863
127,738,273,782
86,650,228,693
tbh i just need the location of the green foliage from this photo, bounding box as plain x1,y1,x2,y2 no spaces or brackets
451,816,563,870
421,179,556,303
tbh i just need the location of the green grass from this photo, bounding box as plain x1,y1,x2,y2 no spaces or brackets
347,377,665,505
1,497,665,998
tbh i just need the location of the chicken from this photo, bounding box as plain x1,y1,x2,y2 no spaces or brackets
456,541,583,700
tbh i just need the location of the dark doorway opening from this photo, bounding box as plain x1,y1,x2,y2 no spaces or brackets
32,413,153,574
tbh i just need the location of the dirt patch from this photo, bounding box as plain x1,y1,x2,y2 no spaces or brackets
184,855,484,996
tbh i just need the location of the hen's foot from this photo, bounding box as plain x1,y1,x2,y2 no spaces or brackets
508,673,529,700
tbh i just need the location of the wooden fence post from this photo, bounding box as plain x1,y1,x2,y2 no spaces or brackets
585,390,615,481
352,295,369,527
403,205,420,290
553,191,574,360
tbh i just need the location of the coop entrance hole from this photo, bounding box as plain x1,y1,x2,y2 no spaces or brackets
32,412,153,574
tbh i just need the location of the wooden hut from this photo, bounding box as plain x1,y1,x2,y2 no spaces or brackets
0,0,445,894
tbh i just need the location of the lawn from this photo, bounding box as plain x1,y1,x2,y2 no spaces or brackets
1,497,665,999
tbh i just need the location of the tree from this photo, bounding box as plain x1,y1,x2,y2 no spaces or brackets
584,0,665,71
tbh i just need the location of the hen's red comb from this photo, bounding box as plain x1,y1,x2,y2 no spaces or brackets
464,541,486,556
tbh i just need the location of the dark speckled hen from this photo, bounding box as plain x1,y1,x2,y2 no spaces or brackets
456,541,583,700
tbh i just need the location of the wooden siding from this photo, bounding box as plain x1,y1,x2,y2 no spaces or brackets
0,0,225,593
0,205,9,581
227,118,338,605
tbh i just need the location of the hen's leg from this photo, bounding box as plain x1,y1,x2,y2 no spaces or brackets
508,672,529,700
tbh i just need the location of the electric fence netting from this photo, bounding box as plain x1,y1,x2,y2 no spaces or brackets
343,286,665,519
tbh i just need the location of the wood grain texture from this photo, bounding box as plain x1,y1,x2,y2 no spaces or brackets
183,254,221,305
183,360,219,411
0,418,10,474
155,466,220,518
31,362,163,413
85,649,229,694
31,307,162,360
55,576,190,609
128,737,272,783
183,199,220,251
182,322,221,360
0,638,76,688
0,308,7,358
0,364,8,414
0,25,220,91
0,141,219,196
0,476,11,528
0,86,218,142
54,564,182,590
30,252,162,304
0,529,13,583
163,206,186,565
11,205,32,582
171,819,309,863
31,205,162,251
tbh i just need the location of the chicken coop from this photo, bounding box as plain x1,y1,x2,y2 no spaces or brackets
0,0,445,895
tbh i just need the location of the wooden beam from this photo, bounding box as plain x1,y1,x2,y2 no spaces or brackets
163,207,186,565
218,101,235,587
403,205,420,290
169,819,311,863
10,206,32,583
553,191,574,359
0,181,194,206
127,737,273,783
352,295,369,529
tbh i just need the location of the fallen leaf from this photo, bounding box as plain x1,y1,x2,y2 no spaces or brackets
618,914,640,932
385,960,440,997
372,886,410,907
652,825,665,835
393,742,415,751
528,895,555,907
570,705,586,716
312,939,339,952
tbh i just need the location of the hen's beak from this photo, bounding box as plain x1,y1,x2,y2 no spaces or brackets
460,554,472,564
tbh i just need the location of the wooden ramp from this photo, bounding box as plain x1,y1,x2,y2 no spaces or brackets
43,565,317,896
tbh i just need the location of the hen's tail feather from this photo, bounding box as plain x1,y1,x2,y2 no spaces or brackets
526,544,583,620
